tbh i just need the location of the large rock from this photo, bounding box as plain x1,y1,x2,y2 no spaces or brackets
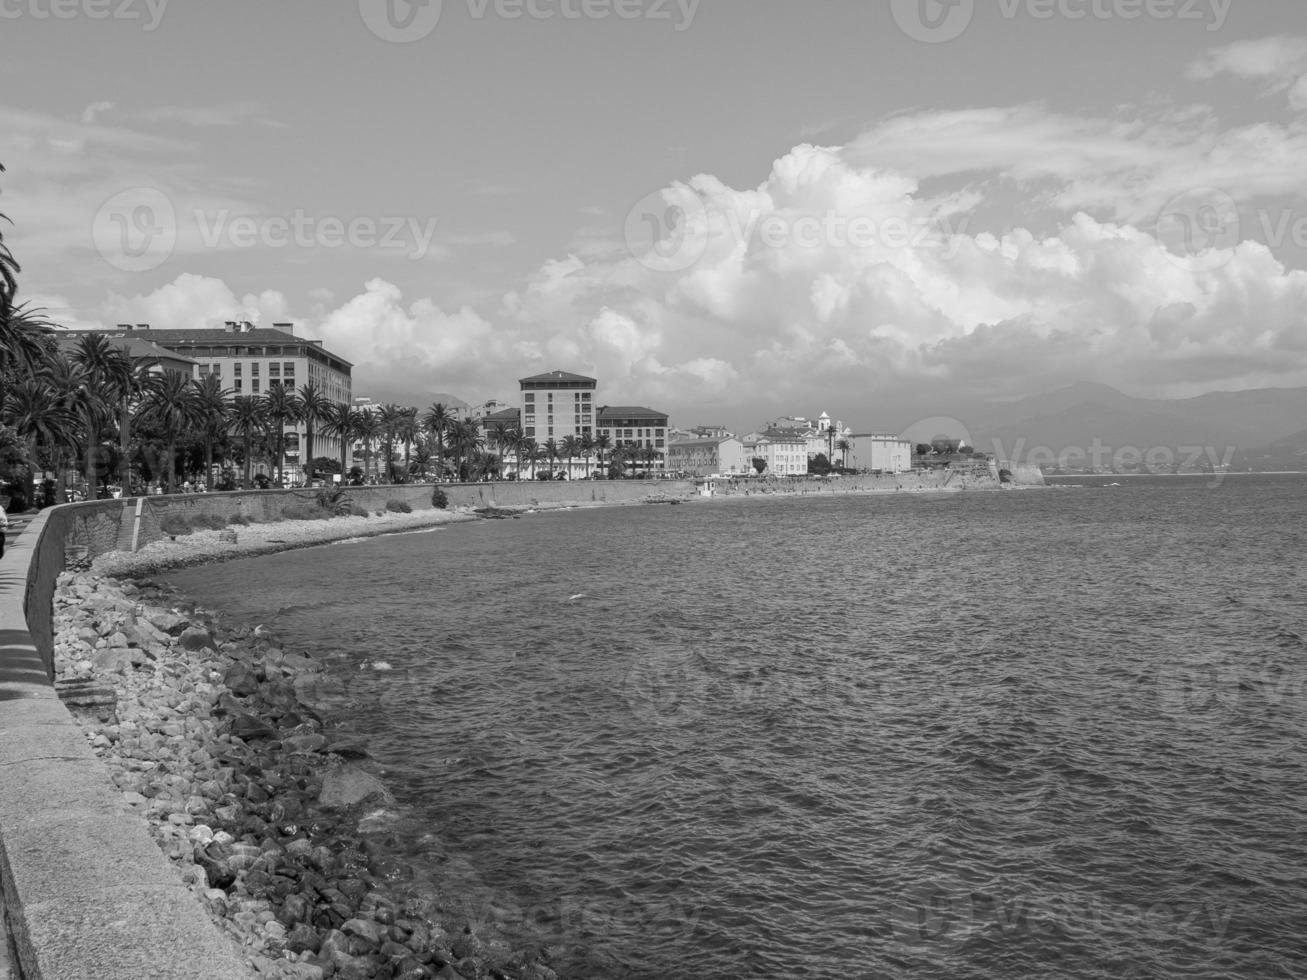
150,611,190,635
223,663,261,697
225,712,277,741
179,627,215,651
318,764,392,810
91,647,141,673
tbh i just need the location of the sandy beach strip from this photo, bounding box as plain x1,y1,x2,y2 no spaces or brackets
93,507,481,578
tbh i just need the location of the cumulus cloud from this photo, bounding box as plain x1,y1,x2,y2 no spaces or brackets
1187,35,1307,110
99,130,1307,424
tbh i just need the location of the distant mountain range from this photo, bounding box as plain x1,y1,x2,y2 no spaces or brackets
955,382,1307,472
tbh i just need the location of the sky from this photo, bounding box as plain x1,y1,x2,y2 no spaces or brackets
3,0,1307,433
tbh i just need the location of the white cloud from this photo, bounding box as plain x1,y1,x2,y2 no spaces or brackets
1187,36,1307,109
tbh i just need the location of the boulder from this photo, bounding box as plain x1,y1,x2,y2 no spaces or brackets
318,764,392,810
91,647,139,673
225,712,277,741
223,663,261,697
179,627,215,651
150,611,190,636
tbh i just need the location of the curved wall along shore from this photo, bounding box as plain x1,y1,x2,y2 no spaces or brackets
0,480,686,978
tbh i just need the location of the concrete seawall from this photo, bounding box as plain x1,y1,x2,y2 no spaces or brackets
0,480,688,977
0,507,251,979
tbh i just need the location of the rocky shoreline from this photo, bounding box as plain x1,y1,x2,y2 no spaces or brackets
53,568,558,980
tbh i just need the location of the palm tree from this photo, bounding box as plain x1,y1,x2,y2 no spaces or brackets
519,438,540,481
5,377,77,504
609,444,627,480
297,381,333,481
489,422,514,480
641,445,658,479
836,438,852,470
69,332,131,497
356,408,381,483
451,419,481,481
593,432,612,478
322,402,360,481
192,374,232,489
399,406,419,481
0,304,56,405
263,383,302,486
543,438,561,481
115,356,157,490
138,371,198,492
0,162,18,318
377,404,405,483
580,432,595,479
229,395,268,488
561,435,581,481
422,402,452,480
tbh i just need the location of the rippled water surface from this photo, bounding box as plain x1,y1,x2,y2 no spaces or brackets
168,476,1307,979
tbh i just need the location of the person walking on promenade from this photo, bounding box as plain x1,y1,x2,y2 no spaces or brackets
0,503,8,559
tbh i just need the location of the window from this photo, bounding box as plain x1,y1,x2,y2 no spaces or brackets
251,362,260,376
283,362,295,377
525,393,535,403
234,380,243,392
233,363,243,377
525,426,535,437
269,363,280,378
252,380,260,394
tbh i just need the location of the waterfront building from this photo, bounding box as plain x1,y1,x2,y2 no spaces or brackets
131,321,353,483
666,436,748,477
520,370,597,443
742,429,808,476
597,406,670,475
846,433,913,473
55,326,199,379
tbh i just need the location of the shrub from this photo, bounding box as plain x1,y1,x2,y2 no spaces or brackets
349,504,370,518
431,487,448,509
193,513,229,530
385,498,412,514
315,486,354,516
228,513,251,526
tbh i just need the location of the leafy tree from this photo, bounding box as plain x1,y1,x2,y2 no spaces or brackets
752,457,767,475
808,452,832,476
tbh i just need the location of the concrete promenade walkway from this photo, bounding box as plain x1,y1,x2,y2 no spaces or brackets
0,507,251,979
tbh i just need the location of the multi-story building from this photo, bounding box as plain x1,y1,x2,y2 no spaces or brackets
596,406,670,473
142,321,353,483
56,326,199,379
846,433,913,473
666,436,748,477
520,370,597,443
743,429,809,476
